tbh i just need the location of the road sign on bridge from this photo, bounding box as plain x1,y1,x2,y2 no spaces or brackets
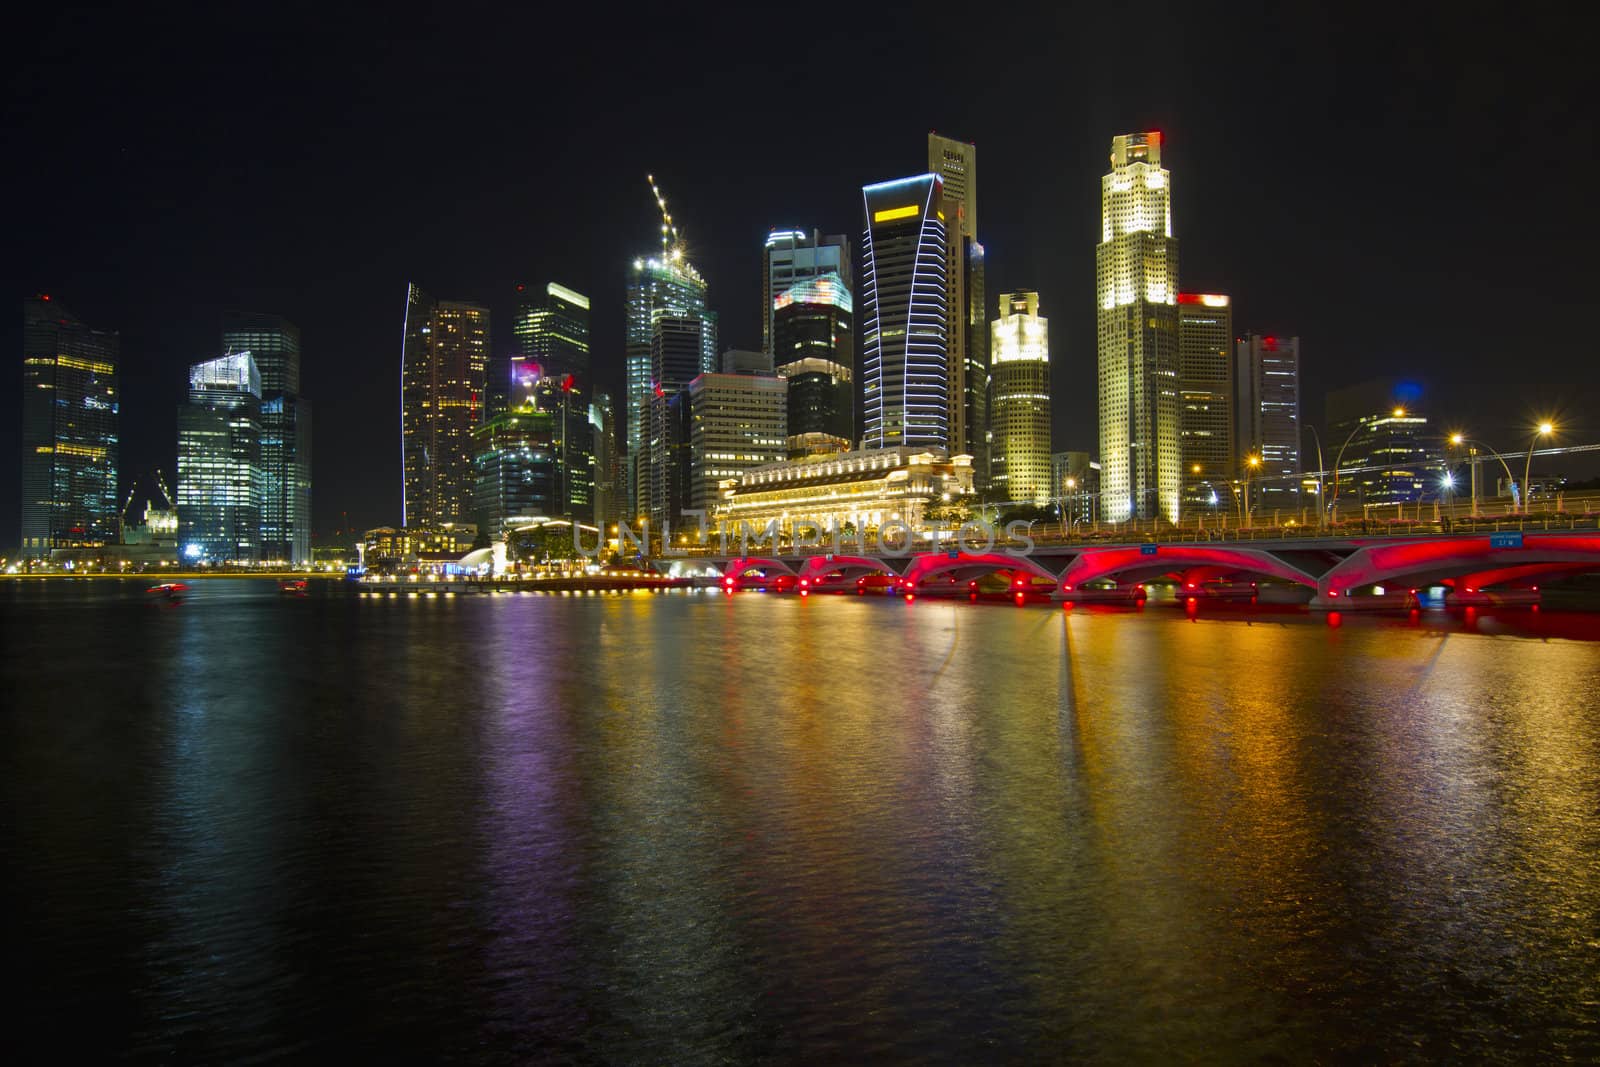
1140,543,1159,556
1490,532,1524,549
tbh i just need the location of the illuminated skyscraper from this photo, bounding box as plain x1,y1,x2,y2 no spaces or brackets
1236,333,1301,513
1176,293,1234,512
774,271,853,455
860,174,948,450
762,229,848,355
401,284,489,528
648,314,713,528
988,292,1052,504
20,296,120,557
928,133,987,482
589,391,620,529
1097,131,1180,522
511,282,590,386
222,312,310,563
177,352,262,562
686,372,787,516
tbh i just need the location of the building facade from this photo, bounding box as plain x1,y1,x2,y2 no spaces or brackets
223,312,311,563
860,174,949,451
20,296,120,556
472,404,558,539
625,253,716,513
401,284,489,528
686,372,787,517
1097,131,1180,523
928,133,988,485
716,447,975,537
1176,293,1234,513
177,353,263,562
511,282,590,389
1052,451,1101,526
762,229,848,355
774,271,853,456
988,292,1052,505
647,313,714,527
1236,333,1301,514
1330,407,1436,510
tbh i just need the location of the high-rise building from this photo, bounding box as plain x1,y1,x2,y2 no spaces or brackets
686,372,787,517
721,349,773,376
762,229,849,355
1097,131,1180,523
928,133,987,485
471,403,558,539
401,284,489,528
1176,293,1234,513
774,271,854,456
988,292,1052,504
20,296,120,557
178,352,263,562
589,391,620,530
625,216,718,523
1236,333,1301,514
511,282,590,385
222,312,311,563
1052,451,1101,526
532,375,595,524
860,174,949,451
1328,407,1435,510
648,314,713,528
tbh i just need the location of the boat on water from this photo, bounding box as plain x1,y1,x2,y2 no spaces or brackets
278,578,308,595
146,582,189,600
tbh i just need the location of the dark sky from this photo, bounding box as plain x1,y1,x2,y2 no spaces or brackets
5,3,1596,544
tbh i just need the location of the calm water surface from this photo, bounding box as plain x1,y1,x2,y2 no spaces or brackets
4,580,1599,1062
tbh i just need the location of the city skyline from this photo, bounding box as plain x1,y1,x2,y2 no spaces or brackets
4,7,1594,544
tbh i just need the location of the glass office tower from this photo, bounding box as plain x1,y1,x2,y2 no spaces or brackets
177,352,263,562
20,296,120,556
402,284,490,528
222,312,311,563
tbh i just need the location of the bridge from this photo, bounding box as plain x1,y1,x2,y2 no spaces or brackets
659,525,1600,610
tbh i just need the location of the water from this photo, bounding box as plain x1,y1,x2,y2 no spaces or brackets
4,580,1599,1062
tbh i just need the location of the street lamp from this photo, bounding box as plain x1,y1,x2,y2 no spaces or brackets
1448,431,1518,516
1522,421,1555,515
1243,454,1262,526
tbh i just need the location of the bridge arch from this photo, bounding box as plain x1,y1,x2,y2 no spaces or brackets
902,551,1060,593
1054,545,1318,598
1313,534,1600,606
721,556,799,581
794,555,898,588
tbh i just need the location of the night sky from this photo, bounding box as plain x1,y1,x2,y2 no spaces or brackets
5,4,1596,545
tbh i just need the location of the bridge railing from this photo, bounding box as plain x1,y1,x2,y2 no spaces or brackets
662,508,1599,558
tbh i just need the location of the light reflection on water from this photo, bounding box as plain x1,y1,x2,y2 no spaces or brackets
3,581,1598,1061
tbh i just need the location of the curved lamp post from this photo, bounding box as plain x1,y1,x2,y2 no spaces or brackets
1450,432,1521,516
1522,422,1554,515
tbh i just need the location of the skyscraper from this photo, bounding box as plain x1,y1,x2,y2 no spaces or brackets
1097,131,1180,523
1236,333,1302,514
686,372,787,517
988,292,1052,505
222,312,311,563
20,296,120,557
1176,293,1234,513
401,284,489,528
648,314,713,528
928,133,987,483
177,352,262,562
774,271,854,455
860,174,949,451
471,402,558,539
511,282,590,385
762,229,849,355
589,391,620,530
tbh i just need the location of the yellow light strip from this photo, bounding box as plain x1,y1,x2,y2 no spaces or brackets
56,356,115,375
873,204,919,223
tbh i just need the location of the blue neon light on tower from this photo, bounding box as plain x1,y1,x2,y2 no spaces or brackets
859,174,949,451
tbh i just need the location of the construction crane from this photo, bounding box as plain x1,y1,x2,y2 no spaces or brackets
646,173,685,263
